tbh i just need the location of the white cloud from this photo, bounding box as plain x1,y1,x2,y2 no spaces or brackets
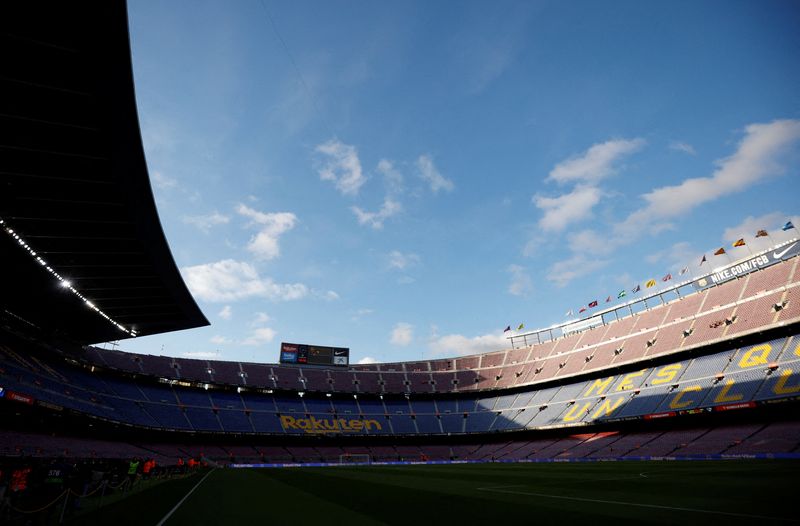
507,264,533,296
566,228,611,255
152,171,178,190
182,259,309,302
467,40,515,94
315,139,366,196
615,272,634,287
318,290,340,301
390,322,414,346
218,305,233,320
241,327,277,346
351,308,374,321
547,119,800,287
669,141,696,155
397,276,416,285
388,250,421,270
645,241,697,271
252,312,271,326
183,351,222,359
377,159,403,193
548,138,645,185
621,120,800,231
722,212,786,243
236,204,297,260
534,185,603,232
182,212,230,233
211,318,277,346
417,155,454,193
357,356,378,365
351,198,402,229
428,332,508,357
547,254,610,288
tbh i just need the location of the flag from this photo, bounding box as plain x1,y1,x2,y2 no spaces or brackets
755,229,768,238
714,247,726,256
503,325,511,333
784,221,795,231
588,300,598,308
645,279,656,288
579,307,587,313
679,267,689,276
700,255,707,265
632,284,641,293
565,309,573,317
517,323,525,331
605,296,612,303
732,238,746,247
662,273,672,282
617,290,626,299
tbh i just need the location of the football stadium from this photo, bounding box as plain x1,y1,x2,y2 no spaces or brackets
1,2,799,525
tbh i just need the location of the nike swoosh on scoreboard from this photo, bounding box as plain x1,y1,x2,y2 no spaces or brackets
773,243,797,259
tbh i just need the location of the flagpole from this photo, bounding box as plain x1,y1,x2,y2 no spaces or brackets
735,238,753,257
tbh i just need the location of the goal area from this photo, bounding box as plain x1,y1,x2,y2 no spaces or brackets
339,454,371,464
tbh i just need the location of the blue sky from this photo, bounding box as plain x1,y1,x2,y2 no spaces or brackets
117,0,800,364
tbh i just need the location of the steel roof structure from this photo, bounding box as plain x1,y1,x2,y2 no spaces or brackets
0,1,209,343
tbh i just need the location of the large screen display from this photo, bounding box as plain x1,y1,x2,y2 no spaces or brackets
279,342,349,367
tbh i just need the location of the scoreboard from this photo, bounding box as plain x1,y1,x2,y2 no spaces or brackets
279,342,349,367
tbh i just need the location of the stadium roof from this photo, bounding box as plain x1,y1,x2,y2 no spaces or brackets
0,1,209,343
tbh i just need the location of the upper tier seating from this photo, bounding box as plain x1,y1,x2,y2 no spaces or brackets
4,329,800,436
83,257,799,395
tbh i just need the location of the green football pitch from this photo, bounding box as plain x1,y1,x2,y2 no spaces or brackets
72,460,797,525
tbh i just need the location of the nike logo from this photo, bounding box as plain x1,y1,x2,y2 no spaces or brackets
773,243,797,259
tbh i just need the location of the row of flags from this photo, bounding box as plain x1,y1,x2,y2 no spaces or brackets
503,323,525,333
504,221,796,332
563,222,797,317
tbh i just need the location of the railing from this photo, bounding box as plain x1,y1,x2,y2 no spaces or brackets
507,237,799,349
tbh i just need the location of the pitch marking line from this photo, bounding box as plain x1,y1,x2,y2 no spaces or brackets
476,485,797,522
156,469,216,526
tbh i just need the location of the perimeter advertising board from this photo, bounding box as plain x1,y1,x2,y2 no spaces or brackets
693,241,800,290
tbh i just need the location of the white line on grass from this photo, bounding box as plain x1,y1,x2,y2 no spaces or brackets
476,485,797,522
156,469,216,526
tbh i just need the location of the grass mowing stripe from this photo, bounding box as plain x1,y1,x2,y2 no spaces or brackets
164,466,385,525
476,485,798,523
66,471,209,526
87,461,794,525
157,468,215,526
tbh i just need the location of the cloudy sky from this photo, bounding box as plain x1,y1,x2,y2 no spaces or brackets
118,0,800,364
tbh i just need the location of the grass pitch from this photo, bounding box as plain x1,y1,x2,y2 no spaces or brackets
73,460,797,525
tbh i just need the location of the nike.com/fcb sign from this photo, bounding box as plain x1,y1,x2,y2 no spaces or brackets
280,342,349,367
694,242,800,290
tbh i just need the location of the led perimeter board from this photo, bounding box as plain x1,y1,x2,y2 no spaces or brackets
280,342,349,367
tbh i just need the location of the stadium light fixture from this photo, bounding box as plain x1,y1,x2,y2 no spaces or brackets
1,216,135,337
